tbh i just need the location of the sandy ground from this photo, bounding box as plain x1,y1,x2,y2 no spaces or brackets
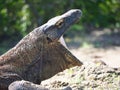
66,29,120,68
71,46,120,68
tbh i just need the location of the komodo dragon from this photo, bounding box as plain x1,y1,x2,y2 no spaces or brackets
0,9,82,90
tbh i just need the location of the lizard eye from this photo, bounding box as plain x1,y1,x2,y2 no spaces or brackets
55,19,64,28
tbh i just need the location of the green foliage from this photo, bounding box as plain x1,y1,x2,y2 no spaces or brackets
0,0,120,54
0,0,30,38
74,0,120,28
0,0,120,38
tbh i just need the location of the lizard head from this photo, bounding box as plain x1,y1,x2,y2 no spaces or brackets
42,9,82,42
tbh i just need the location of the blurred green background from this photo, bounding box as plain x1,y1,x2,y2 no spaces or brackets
0,0,120,55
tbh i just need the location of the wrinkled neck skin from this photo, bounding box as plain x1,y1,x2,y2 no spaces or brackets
0,28,45,83
0,28,44,73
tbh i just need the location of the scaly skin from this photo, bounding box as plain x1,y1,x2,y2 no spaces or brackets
0,9,82,90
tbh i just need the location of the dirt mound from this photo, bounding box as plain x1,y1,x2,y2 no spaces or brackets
41,62,120,90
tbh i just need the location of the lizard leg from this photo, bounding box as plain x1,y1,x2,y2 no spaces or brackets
9,80,48,90
0,73,22,90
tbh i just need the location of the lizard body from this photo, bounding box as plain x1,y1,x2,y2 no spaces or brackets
0,9,82,90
